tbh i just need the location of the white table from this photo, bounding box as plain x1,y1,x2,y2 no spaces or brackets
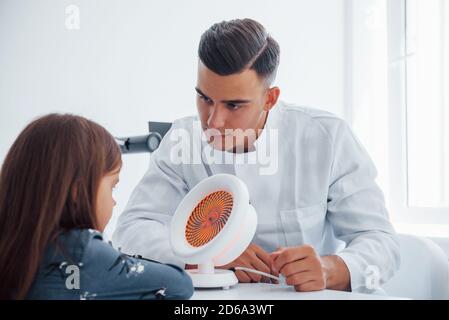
191,283,407,300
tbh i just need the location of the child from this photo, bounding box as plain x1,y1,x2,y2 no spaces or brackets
0,114,193,300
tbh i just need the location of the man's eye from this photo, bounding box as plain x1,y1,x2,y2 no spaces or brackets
227,103,241,110
198,95,212,104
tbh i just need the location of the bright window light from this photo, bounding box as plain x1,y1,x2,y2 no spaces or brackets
406,0,449,207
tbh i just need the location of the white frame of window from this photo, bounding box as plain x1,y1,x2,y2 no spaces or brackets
387,0,449,224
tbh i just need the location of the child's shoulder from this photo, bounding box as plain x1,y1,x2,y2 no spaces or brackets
42,228,112,267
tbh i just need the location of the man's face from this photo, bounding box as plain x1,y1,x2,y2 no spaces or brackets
196,60,272,152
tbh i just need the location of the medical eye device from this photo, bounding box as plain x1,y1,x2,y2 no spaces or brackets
170,174,258,289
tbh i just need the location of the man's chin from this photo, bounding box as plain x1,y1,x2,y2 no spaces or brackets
207,140,250,153
207,140,234,152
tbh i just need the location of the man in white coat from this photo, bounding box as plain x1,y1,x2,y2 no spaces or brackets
113,18,400,293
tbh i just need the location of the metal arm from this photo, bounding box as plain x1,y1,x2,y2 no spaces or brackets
116,121,172,154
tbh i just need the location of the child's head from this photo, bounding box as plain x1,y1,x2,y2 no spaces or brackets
0,113,122,299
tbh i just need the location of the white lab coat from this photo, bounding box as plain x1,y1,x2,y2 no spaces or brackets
113,101,400,293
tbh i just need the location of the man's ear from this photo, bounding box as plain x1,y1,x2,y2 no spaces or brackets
264,86,280,112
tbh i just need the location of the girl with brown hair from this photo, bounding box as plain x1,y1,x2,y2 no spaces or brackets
0,114,193,300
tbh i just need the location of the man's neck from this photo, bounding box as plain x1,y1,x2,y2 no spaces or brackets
257,110,269,138
234,110,269,153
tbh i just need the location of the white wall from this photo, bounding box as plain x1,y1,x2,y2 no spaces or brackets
0,0,346,237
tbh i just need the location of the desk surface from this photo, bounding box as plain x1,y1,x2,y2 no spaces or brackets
191,283,406,300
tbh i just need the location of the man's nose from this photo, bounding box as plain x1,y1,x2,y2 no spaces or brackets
207,105,226,130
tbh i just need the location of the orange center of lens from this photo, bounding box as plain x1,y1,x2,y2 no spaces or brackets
185,191,233,247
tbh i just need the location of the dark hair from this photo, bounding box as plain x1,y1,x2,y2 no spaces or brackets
0,114,122,299
198,18,280,84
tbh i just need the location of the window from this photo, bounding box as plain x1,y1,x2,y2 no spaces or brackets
347,0,449,225
405,0,449,208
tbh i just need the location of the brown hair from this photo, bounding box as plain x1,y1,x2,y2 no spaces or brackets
198,18,280,85
0,114,122,299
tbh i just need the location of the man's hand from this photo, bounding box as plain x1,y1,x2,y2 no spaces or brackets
220,243,275,283
270,245,351,292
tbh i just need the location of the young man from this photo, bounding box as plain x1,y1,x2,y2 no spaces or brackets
113,18,399,293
